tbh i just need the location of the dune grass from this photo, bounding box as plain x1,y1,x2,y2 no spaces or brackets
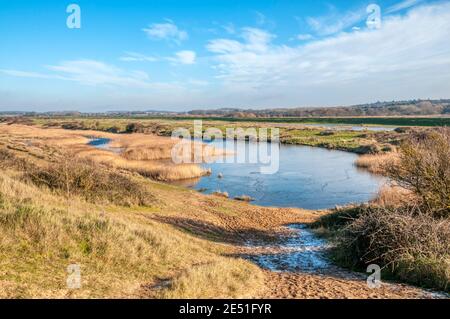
355,152,399,175
0,154,264,298
0,124,312,298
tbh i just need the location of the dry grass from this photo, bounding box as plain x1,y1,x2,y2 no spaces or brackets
0,124,213,182
0,123,314,298
371,184,416,207
155,259,264,299
0,173,252,298
355,152,399,175
0,161,265,299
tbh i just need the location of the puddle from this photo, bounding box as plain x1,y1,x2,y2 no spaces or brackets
248,224,332,273
87,137,123,154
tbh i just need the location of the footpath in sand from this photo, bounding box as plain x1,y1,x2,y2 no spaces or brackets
242,223,448,299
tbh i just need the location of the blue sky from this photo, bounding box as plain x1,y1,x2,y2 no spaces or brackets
1,0,449,111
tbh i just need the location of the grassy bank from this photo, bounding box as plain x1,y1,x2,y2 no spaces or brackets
0,124,317,298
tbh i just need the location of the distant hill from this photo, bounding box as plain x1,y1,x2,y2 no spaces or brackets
1,99,450,118
188,99,450,118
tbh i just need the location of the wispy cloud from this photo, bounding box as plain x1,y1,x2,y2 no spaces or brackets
142,20,188,44
207,27,274,56
205,3,450,106
296,34,314,41
0,69,63,80
386,0,425,14
2,60,182,91
168,50,197,65
222,22,236,34
120,50,196,65
119,52,158,62
306,6,366,36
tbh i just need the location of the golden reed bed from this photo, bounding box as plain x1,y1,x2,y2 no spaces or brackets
0,124,226,181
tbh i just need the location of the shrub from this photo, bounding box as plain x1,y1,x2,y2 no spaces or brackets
25,156,154,206
334,206,449,292
125,122,145,133
386,129,450,218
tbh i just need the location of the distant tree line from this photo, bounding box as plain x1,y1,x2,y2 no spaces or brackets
1,99,450,118
188,99,450,118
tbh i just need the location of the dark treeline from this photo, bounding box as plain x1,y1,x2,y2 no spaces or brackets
188,99,450,118
1,99,450,118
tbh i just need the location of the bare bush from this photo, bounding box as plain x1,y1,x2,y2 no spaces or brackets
336,205,450,291
386,128,450,218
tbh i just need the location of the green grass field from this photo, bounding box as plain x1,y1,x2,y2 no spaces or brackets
157,116,450,127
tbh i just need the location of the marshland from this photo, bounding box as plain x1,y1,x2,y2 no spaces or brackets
0,117,448,298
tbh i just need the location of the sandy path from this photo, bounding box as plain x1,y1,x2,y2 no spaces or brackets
245,225,448,299
262,270,445,299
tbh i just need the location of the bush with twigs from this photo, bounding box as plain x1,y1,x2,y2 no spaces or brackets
334,205,449,291
386,128,450,218
322,129,450,292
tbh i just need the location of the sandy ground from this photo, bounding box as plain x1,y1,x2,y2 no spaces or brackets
262,271,446,299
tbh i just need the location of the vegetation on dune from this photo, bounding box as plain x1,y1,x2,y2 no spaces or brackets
312,129,450,292
0,171,266,298
0,125,311,298
0,150,266,298
26,156,154,207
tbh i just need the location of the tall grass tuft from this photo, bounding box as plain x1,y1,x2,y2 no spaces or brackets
25,156,154,206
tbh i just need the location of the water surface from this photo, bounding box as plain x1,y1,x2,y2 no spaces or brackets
173,140,385,210
250,224,331,272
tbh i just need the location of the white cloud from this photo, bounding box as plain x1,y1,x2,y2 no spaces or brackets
222,22,236,34
207,39,244,54
119,52,158,62
142,21,188,44
205,3,450,106
0,69,61,80
169,50,197,65
297,34,314,41
386,0,424,14
2,60,182,91
207,27,274,54
46,60,147,87
188,79,209,86
306,7,365,36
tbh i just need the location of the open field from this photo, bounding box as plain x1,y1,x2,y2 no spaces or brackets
143,116,450,127
1,123,446,298
24,115,450,127
23,117,437,154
